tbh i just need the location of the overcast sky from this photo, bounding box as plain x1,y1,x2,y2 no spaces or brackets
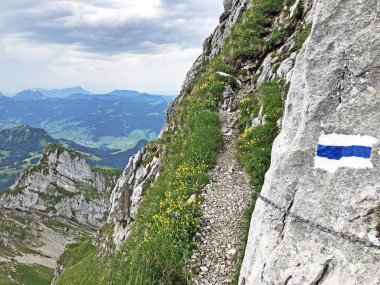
0,0,223,95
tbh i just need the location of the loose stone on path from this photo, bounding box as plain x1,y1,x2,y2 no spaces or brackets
189,106,252,285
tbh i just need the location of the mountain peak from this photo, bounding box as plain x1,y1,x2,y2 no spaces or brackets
13,89,46,100
31,87,93,98
0,125,55,149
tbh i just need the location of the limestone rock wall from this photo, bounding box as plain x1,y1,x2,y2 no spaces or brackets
239,0,380,284
107,147,160,248
0,145,117,227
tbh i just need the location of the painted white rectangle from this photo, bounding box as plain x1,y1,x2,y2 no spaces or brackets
318,133,377,147
315,156,374,173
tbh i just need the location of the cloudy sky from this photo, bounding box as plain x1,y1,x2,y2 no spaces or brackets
0,0,223,95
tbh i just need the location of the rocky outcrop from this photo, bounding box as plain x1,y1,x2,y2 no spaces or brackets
0,144,118,227
164,0,249,133
108,147,160,248
240,1,380,284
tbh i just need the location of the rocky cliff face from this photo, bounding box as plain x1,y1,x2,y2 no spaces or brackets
0,144,118,227
240,0,380,284
107,147,160,247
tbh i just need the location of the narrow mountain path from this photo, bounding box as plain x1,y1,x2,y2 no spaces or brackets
190,105,252,284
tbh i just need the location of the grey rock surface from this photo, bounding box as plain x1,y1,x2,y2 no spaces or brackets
0,145,117,227
240,0,380,284
108,147,160,248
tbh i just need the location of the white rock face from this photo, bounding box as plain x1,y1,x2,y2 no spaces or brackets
0,145,117,227
108,147,160,248
240,0,380,284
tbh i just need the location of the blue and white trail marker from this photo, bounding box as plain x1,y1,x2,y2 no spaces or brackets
315,133,377,173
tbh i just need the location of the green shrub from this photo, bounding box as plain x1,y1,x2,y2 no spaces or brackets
292,23,312,52
224,0,284,62
284,0,296,6
268,28,287,47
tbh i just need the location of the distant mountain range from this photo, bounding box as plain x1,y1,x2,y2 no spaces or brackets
0,88,174,151
0,87,173,190
5,87,175,100
0,125,145,191
32,86,93,98
13,90,47,100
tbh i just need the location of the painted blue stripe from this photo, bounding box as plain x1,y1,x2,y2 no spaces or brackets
317,145,372,160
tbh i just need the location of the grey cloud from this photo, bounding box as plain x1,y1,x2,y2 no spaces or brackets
0,0,223,54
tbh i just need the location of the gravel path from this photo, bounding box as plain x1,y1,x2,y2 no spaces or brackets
190,107,252,284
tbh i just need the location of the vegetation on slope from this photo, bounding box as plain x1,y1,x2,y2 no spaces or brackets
0,263,53,285
0,211,93,285
57,55,227,285
233,80,285,283
56,0,308,284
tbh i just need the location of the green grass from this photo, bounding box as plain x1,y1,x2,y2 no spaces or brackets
224,0,284,63
11,264,53,285
284,0,296,6
292,23,312,52
58,236,97,269
15,264,53,285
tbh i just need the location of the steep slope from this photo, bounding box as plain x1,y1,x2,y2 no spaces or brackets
53,0,288,283
239,1,380,284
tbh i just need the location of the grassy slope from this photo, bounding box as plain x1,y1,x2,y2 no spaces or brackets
56,0,312,284
0,263,53,285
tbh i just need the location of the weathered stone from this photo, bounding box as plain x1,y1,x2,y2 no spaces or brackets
108,147,160,248
239,1,380,284
226,248,237,260
0,145,117,227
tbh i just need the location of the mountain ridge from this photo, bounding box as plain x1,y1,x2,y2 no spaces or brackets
13,89,47,101
0,125,145,191
32,86,93,98
10,87,175,99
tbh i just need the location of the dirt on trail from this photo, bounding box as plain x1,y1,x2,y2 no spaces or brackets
190,106,253,285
